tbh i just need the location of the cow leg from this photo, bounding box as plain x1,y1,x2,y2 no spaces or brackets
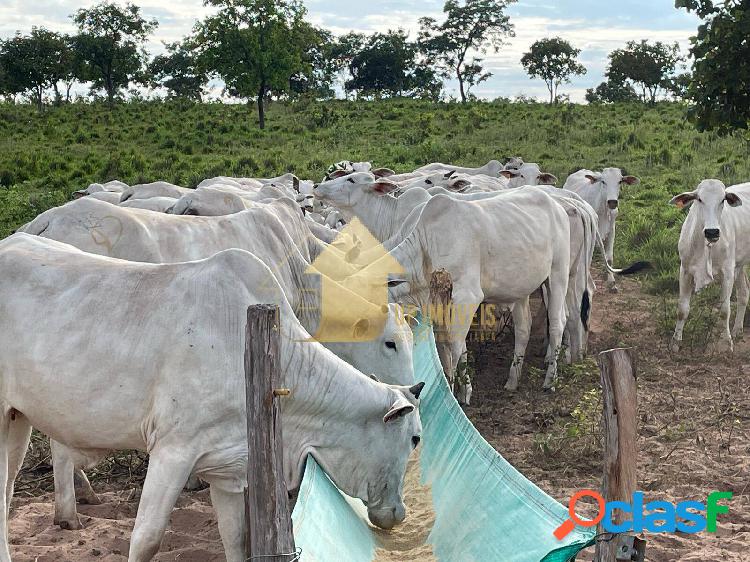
210,485,246,562
4,411,32,539
74,469,101,505
128,448,193,561
184,474,203,491
51,441,83,530
732,267,749,339
605,226,617,292
670,266,694,353
454,341,472,406
718,268,736,352
505,298,531,391
543,279,568,391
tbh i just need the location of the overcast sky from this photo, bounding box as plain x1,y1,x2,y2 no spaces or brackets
0,0,700,102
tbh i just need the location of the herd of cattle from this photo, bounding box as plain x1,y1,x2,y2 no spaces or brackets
1,156,748,561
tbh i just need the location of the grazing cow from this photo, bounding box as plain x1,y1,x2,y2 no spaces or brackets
342,190,572,398
120,196,178,212
564,168,640,291
500,163,558,188
72,180,129,199
197,173,299,192
86,191,123,204
669,180,750,352
413,159,503,177
0,234,423,561
119,181,192,202
168,186,285,216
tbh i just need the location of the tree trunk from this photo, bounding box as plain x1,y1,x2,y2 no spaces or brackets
549,83,554,105
257,83,266,129
457,67,466,103
66,82,73,103
35,87,43,113
53,83,61,107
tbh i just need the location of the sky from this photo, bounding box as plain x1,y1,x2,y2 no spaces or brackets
0,0,701,102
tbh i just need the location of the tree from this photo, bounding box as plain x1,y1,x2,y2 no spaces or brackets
585,78,640,104
288,24,337,99
340,30,440,99
72,2,158,105
418,0,515,102
521,37,586,104
196,0,310,129
149,40,209,100
0,28,69,111
676,0,750,131
606,40,682,104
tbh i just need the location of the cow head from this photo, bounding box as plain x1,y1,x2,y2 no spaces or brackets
314,172,397,210
585,167,639,210
500,163,558,188
670,179,742,243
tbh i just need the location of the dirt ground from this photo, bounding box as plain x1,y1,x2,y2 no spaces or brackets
7,273,750,561
465,273,750,562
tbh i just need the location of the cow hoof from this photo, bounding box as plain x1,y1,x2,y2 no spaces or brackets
504,381,518,392
55,517,82,531
716,338,734,353
669,339,681,354
543,385,556,393
607,285,619,294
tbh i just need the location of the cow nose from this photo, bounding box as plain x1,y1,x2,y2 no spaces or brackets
704,228,720,241
313,183,319,190
607,200,619,210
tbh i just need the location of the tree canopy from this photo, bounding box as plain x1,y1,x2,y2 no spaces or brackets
149,40,208,101
676,0,750,131
418,0,515,102
606,40,683,104
521,37,586,104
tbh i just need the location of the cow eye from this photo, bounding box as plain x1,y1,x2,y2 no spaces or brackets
385,341,397,351
412,436,421,448
425,179,432,185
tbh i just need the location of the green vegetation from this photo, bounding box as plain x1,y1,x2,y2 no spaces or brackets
1,99,749,292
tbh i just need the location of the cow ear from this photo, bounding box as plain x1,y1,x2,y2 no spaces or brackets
725,192,742,207
328,169,351,180
383,399,415,423
371,179,400,195
538,173,558,185
404,314,420,329
669,192,698,209
621,175,640,186
373,167,395,178
369,374,380,382
409,382,425,399
500,170,519,179
353,318,370,339
449,179,472,191
443,170,456,179
585,174,599,184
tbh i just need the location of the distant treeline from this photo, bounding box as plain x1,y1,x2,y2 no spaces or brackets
0,0,747,132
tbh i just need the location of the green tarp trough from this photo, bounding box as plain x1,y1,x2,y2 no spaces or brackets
291,321,595,562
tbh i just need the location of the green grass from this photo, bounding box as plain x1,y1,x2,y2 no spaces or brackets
2,98,749,294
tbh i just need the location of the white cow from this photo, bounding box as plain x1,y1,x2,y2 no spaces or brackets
669,180,750,352
342,190,572,397
0,234,423,561
72,180,128,199
564,168,640,291
86,191,123,204
413,159,503,177
500,163,558,188
197,173,299,191
314,173,432,243
119,181,193,202
120,196,178,212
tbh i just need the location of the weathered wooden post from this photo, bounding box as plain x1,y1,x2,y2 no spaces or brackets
244,304,296,562
429,269,454,389
595,348,645,562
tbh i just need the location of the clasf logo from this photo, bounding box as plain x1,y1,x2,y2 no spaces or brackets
554,489,733,540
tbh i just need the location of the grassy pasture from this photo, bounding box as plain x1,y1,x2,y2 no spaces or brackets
1,98,749,295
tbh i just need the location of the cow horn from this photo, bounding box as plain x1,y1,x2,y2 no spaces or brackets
409,382,425,399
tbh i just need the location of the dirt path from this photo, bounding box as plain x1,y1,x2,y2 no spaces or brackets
465,273,750,561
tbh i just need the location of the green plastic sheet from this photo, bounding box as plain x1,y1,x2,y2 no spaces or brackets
292,321,595,562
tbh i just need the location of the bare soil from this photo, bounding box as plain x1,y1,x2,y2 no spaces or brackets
8,273,750,561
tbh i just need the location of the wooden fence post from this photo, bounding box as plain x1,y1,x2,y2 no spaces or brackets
429,269,454,389
245,304,296,562
595,347,642,562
